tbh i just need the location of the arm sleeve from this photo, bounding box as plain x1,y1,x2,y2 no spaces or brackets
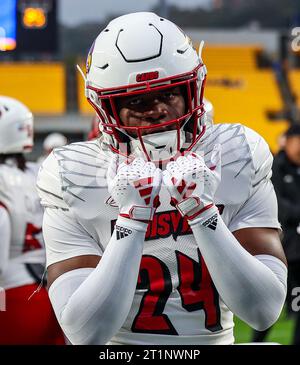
190,206,287,331
189,130,285,331
0,206,11,274
47,216,147,345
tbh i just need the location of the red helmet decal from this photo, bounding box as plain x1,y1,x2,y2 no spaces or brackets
136,71,159,82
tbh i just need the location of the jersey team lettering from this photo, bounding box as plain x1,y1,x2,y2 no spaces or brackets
111,206,224,241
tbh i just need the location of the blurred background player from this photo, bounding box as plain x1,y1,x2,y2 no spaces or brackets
37,132,68,164
87,115,101,141
0,96,65,345
270,124,300,345
252,124,300,344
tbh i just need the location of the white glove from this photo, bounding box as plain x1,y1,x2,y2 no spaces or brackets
163,144,222,221
107,156,162,223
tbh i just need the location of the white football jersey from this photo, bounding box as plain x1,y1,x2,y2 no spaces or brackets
0,160,45,289
37,123,280,345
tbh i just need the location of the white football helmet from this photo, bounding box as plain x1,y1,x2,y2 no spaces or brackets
43,133,67,152
0,96,34,154
83,12,208,162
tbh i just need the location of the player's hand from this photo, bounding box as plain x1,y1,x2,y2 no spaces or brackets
163,144,222,221
107,156,162,223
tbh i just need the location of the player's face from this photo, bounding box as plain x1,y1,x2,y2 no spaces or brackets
116,86,185,136
285,135,300,165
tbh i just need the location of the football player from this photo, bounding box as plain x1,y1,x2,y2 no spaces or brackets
37,13,287,345
37,132,68,165
0,96,65,344
87,115,101,141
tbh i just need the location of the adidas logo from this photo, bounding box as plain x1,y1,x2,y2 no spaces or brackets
116,225,133,240
203,214,218,230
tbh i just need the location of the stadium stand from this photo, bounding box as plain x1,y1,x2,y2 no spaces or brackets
288,70,300,107
0,62,66,115
203,46,289,153
202,45,261,71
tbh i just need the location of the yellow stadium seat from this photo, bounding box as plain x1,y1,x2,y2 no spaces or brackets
0,62,66,115
288,70,300,107
205,70,288,153
202,46,288,153
202,45,262,71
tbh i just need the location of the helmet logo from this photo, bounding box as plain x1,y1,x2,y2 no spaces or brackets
136,71,159,82
86,41,95,74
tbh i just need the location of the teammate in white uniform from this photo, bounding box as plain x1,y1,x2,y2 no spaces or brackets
0,96,65,344
37,132,68,165
37,13,287,345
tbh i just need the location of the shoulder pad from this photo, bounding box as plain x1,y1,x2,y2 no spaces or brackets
243,126,273,187
52,141,112,218
36,152,68,209
202,123,268,204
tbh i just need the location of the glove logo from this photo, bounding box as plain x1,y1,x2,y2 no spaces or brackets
203,214,218,230
115,225,133,240
105,196,118,208
134,177,154,205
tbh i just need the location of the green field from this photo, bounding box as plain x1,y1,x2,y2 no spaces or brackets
234,307,296,345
